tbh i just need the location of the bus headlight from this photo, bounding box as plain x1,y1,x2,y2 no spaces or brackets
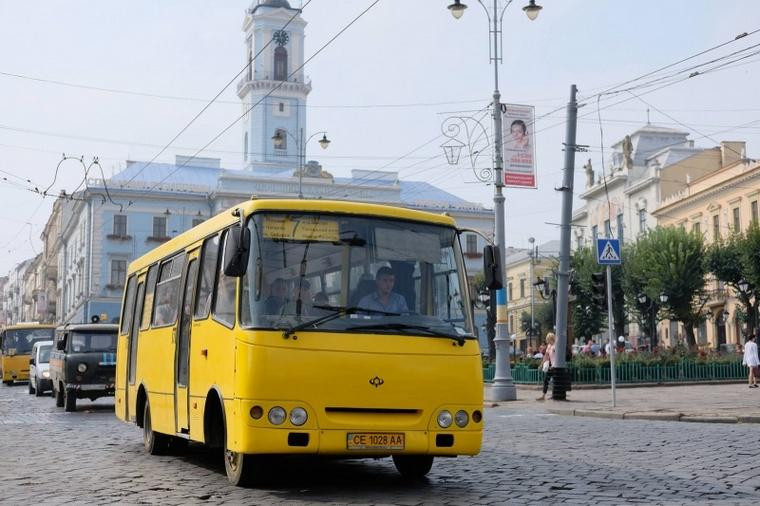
77,363,88,373
289,407,308,426
437,410,453,428
268,406,286,425
455,410,469,427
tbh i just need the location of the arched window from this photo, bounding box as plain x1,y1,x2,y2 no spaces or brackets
243,132,248,161
274,46,288,81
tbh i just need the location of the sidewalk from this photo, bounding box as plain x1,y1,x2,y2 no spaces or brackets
487,383,760,424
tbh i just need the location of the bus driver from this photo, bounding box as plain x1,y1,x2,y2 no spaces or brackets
358,266,408,314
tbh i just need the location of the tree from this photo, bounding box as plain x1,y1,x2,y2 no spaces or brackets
622,242,662,348
632,227,708,348
519,303,554,350
569,247,606,340
740,222,760,336
705,228,759,337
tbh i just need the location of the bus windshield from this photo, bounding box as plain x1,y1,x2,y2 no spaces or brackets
2,328,55,354
241,212,473,337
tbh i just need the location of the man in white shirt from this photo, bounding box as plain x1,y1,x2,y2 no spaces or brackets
743,334,759,388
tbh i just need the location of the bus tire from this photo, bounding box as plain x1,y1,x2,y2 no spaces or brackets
64,389,77,412
224,448,265,487
3,380,12,386
35,384,44,397
143,400,169,455
54,384,64,407
392,455,434,479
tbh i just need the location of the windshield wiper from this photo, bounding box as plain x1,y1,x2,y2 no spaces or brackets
282,305,399,339
345,322,468,346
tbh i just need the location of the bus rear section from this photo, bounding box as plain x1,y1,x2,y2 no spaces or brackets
1,325,56,384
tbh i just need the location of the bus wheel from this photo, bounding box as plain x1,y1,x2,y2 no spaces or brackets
143,401,169,455
64,390,77,412
224,449,265,487
392,455,434,479
3,380,12,386
54,385,64,407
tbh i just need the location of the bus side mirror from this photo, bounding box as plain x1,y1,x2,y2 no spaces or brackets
29,357,35,365
223,225,251,277
483,245,503,290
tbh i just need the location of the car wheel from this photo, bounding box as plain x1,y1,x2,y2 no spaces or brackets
54,385,64,407
392,455,434,479
64,389,77,412
143,401,169,455
34,382,43,397
28,379,35,395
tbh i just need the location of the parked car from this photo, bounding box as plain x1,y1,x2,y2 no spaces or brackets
28,340,54,396
49,323,118,412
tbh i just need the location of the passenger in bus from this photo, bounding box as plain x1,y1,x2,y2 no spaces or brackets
154,289,175,326
264,278,288,315
282,279,313,316
358,266,408,314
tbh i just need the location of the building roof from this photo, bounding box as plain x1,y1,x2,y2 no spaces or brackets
110,162,221,190
505,240,561,266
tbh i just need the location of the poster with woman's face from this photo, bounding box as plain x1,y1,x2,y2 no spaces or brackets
502,103,536,188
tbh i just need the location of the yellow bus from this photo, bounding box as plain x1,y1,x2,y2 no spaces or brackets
1,323,57,385
115,199,493,486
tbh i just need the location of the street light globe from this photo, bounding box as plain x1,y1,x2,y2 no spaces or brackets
523,0,542,20
447,0,467,19
738,278,750,293
637,293,647,304
318,133,331,150
618,335,625,343
659,292,669,303
271,131,285,149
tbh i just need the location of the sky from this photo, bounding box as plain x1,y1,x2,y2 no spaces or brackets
1,0,760,275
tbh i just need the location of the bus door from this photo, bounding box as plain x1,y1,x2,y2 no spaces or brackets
175,249,199,434
124,274,145,420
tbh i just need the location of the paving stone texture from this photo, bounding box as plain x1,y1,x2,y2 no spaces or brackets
1,383,759,505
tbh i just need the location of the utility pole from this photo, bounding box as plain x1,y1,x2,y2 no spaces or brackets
552,84,580,400
606,265,617,407
529,236,536,350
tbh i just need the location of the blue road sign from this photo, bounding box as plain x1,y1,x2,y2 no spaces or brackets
596,238,621,265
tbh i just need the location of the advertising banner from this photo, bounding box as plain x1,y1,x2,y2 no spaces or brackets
502,103,536,188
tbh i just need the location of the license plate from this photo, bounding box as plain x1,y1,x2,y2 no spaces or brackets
346,432,405,450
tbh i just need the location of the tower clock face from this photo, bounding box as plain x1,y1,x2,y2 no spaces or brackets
273,30,289,46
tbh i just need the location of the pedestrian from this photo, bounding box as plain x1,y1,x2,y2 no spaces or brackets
536,332,557,401
582,339,592,355
742,334,759,388
590,339,600,356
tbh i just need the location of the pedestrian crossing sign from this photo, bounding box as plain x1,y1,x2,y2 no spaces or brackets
596,238,621,265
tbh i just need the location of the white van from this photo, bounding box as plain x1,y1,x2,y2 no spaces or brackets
28,340,54,396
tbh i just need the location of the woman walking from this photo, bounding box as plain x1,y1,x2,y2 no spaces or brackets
743,334,759,388
536,332,557,401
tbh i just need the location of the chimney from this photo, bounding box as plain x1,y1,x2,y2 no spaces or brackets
720,141,746,167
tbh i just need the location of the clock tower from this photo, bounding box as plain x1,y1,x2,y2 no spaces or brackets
238,0,311,173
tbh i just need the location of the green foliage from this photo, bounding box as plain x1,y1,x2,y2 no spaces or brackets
569,247,625,338
625,227,707,348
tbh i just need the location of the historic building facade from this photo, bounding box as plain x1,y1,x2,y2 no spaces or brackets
653,158,760,350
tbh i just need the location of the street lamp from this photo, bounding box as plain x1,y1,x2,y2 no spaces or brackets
738,278,750,293
637,292,666,352
659,292,669,304
447,0,542,403
528,237,535,351
522,0,543,20
272,129,331,199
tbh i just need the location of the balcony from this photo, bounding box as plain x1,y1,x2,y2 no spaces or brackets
236,71,312,97
146,236,171,243
106,233,132,241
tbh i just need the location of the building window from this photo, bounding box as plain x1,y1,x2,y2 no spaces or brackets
591,225,598,243
274,128,287,150
693,221,701,235
466,234,477,255
279,102,284,112
113,215,127,236
192,218,204,228
519,279,525,299
752,200,759,224
243,132,248,162
274,46,288,81
732,207,741,231
110,259,127,287
713,215,720,241
638,209,647,233
508,282,513,302
153,216,167,239
617,213,624,244
576,235,584,250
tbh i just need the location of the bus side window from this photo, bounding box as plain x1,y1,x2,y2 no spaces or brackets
120,276,137,335
212,229,237,328
140,264,158,330
195,234,220,320
152,253,185,327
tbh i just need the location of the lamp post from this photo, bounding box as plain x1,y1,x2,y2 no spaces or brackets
534,275,556,334
447,0,542,403
637,292,668,351
528,237,536,350
272,129,331,199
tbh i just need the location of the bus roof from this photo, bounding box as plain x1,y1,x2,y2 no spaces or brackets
128,199,459,273
4,323,57,330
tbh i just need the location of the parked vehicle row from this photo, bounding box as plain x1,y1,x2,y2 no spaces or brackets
1,322,119,412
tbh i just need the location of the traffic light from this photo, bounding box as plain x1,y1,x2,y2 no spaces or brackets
591,271,606,307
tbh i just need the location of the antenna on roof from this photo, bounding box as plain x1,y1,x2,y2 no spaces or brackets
646,108,651,125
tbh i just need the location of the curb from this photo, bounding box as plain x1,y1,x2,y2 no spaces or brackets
547,409,759,424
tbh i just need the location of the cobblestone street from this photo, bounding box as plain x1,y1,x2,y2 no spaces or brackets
1,383,759,505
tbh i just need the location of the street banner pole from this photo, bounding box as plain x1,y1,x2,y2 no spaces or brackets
606,264,616,407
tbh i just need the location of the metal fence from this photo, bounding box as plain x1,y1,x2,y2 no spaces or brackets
483,360,747,384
